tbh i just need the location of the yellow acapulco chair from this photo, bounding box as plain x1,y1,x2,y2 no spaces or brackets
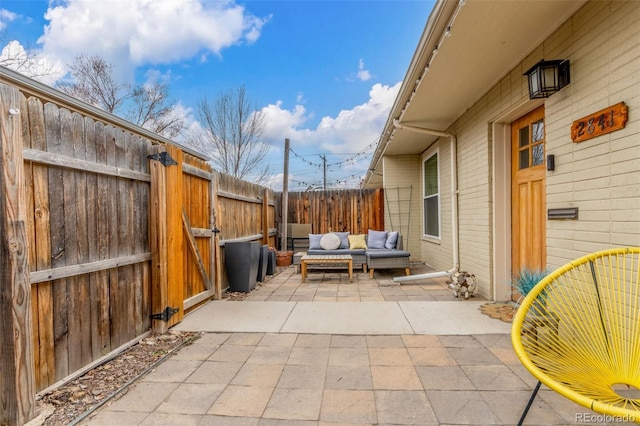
511,247,640,425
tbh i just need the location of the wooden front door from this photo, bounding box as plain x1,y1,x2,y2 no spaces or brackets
511,106,546,274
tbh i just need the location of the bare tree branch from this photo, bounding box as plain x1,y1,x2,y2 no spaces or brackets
56,54,127,113
191,86,270,182
0,38,56,80
126,83,184,139
56,54,184,138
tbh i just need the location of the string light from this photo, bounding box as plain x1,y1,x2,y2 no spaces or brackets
285,135,384,189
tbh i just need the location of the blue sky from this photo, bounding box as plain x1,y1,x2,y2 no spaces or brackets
1,0,433,189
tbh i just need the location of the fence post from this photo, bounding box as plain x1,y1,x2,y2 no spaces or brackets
212,173,222,299
148,144,184,333
262,188,270,246
0,85,36,425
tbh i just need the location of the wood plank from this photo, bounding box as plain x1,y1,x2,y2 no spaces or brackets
212,173,222,300
183,172,193,299
262,189,269,245
0,82,37,425
21,94,40,390
184,289,215,311
83,115,102,361
136,136,151,334
93,120,111,356
124,132,135,341
44,103,70,382
29,251,151,284
207,169,216,300
182,162,213,180
75,112,93,370
22,148,150,182
105,125,122,347
219,234,265,245
166,144,184,326
141,262,151,335
132,134,148,336
61,108,83,374
191,228,213,237
112,127,128,346
149,144,170,333
27,96,55,390
217,190,265,204
182,210,212,290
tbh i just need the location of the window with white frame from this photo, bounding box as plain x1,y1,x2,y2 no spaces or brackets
423,151,440,238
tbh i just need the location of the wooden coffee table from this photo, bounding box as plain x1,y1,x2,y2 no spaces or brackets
300,254,353,283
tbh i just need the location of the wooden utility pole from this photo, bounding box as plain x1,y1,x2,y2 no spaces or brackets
0,84,36,425
281,138,290,250
320,154,327,190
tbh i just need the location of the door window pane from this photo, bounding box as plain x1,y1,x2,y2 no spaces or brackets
519,127,529,147
519,150,529,170
532,143,544,166
518,118,545,170
532,120,544,142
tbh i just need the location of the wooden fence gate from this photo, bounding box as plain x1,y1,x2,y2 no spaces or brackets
148,144,221,333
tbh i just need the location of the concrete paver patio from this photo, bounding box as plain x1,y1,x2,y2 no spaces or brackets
82,264,617,425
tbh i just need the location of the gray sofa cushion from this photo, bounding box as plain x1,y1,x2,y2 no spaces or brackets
308,249,366,256
333,232,350,249
385,231,399,249
367,229,387,249
366,249,410,259
309,234,323,250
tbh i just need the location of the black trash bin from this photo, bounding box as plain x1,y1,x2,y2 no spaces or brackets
266,250,276,275
257,244,268,282
225,241,260,292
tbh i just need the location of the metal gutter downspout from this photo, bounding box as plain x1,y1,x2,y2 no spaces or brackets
391,120,459,283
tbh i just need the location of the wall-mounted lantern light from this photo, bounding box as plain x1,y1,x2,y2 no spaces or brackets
524,59,570,99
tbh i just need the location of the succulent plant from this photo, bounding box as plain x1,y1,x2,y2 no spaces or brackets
511,266,549,305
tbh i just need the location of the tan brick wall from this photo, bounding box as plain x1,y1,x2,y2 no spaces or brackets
396,0,639,298
381,155,424,260
543,0,640,267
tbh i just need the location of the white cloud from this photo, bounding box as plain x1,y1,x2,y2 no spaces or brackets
261,82,400,152
261,101,312,142
357,58,371,81
0,9,17,30
262,83,401,191
38,0,270,81
0,40,65,85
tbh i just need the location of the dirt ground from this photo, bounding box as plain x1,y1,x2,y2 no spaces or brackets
30,331,200,426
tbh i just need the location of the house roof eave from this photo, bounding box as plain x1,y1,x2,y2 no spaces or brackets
363,0,587,188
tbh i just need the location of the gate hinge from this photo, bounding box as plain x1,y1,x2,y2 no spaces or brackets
147,151,178,166
151,306,179,322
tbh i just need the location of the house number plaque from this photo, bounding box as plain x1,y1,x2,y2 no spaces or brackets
571,102,628,143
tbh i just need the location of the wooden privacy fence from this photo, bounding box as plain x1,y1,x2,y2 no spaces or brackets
215,171,278,248
1,67,375,426
0,67,281,425
282,188,385,235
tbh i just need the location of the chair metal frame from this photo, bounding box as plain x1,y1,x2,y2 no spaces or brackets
511,247,640,425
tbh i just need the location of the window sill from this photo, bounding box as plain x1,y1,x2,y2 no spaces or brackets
422,235,441,245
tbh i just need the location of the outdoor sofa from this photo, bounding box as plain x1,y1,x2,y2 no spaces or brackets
292,230,411,277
